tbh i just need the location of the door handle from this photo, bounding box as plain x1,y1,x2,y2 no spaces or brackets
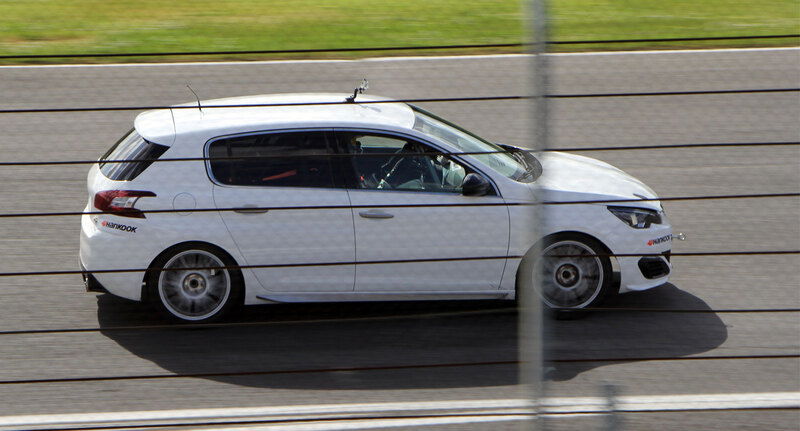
359,210,394,219
233,205,269,214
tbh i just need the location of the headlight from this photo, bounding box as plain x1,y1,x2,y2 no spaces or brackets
607,206,662,229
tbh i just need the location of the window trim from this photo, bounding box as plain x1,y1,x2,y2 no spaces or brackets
331,128,502,197
204,128,341,190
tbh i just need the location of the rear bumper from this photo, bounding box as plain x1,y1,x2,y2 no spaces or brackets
80,212,151,301
79,260,107,293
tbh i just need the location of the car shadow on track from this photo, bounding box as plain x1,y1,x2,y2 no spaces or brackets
543,283,730,381
96,283,726,390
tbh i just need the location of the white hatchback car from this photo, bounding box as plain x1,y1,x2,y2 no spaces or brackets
80,93,673,322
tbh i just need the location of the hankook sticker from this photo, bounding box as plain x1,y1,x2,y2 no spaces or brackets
647,234,671,246
101,220,137,233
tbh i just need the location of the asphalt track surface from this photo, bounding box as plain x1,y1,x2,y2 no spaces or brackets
0,48,797,430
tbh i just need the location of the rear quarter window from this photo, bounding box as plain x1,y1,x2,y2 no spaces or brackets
208,131,335,188
99,130,169,181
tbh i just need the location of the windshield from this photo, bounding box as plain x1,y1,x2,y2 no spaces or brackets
411,106,530,181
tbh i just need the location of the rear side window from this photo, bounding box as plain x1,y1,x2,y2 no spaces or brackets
208,131,335,188
99,130,169,181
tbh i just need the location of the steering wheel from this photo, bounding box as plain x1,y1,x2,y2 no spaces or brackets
378,147,407,177
381,155,427,189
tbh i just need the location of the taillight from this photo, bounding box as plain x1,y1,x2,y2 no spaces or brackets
94,190,156,218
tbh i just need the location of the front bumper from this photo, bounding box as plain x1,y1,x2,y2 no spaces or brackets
616,227,673,294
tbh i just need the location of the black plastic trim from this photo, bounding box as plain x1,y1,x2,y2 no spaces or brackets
638,256,670,279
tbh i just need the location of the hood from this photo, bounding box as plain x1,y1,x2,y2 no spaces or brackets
535,152,661,210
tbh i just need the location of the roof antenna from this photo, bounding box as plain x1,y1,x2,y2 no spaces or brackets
186,84,202,113
345,79,369,103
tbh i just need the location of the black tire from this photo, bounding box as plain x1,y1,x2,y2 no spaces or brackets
517,233,613,311
146,243,243,323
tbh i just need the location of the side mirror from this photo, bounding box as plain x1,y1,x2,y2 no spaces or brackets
461,173,491,197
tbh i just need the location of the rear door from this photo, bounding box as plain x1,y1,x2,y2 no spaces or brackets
334,130,510,293
209,129,355,292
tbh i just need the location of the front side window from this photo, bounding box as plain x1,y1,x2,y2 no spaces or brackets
338,131,481,194
208,131,334,188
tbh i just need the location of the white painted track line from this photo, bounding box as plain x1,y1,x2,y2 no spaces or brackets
199,415,531,431
0,46,797,69
1,392,797,430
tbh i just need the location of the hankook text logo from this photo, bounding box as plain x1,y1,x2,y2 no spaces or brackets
647,234,671,246
101,220,137,233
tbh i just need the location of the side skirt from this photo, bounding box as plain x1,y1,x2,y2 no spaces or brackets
253,290,515,304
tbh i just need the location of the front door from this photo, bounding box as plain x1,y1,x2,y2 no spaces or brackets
209,129,355,292
335,130,510,292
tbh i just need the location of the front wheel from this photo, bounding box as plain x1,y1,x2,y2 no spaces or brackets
147,244,242,322
519,234,612,310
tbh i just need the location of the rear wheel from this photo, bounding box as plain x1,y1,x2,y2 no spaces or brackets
147,244,242,322
519,234,612,310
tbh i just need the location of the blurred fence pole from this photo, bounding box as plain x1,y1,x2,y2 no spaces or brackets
603,383,621,431
520,0,549,429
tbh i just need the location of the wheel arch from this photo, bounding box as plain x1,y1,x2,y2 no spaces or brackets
539,231,612,254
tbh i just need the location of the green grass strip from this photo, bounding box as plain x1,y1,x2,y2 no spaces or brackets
0,0,797,63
